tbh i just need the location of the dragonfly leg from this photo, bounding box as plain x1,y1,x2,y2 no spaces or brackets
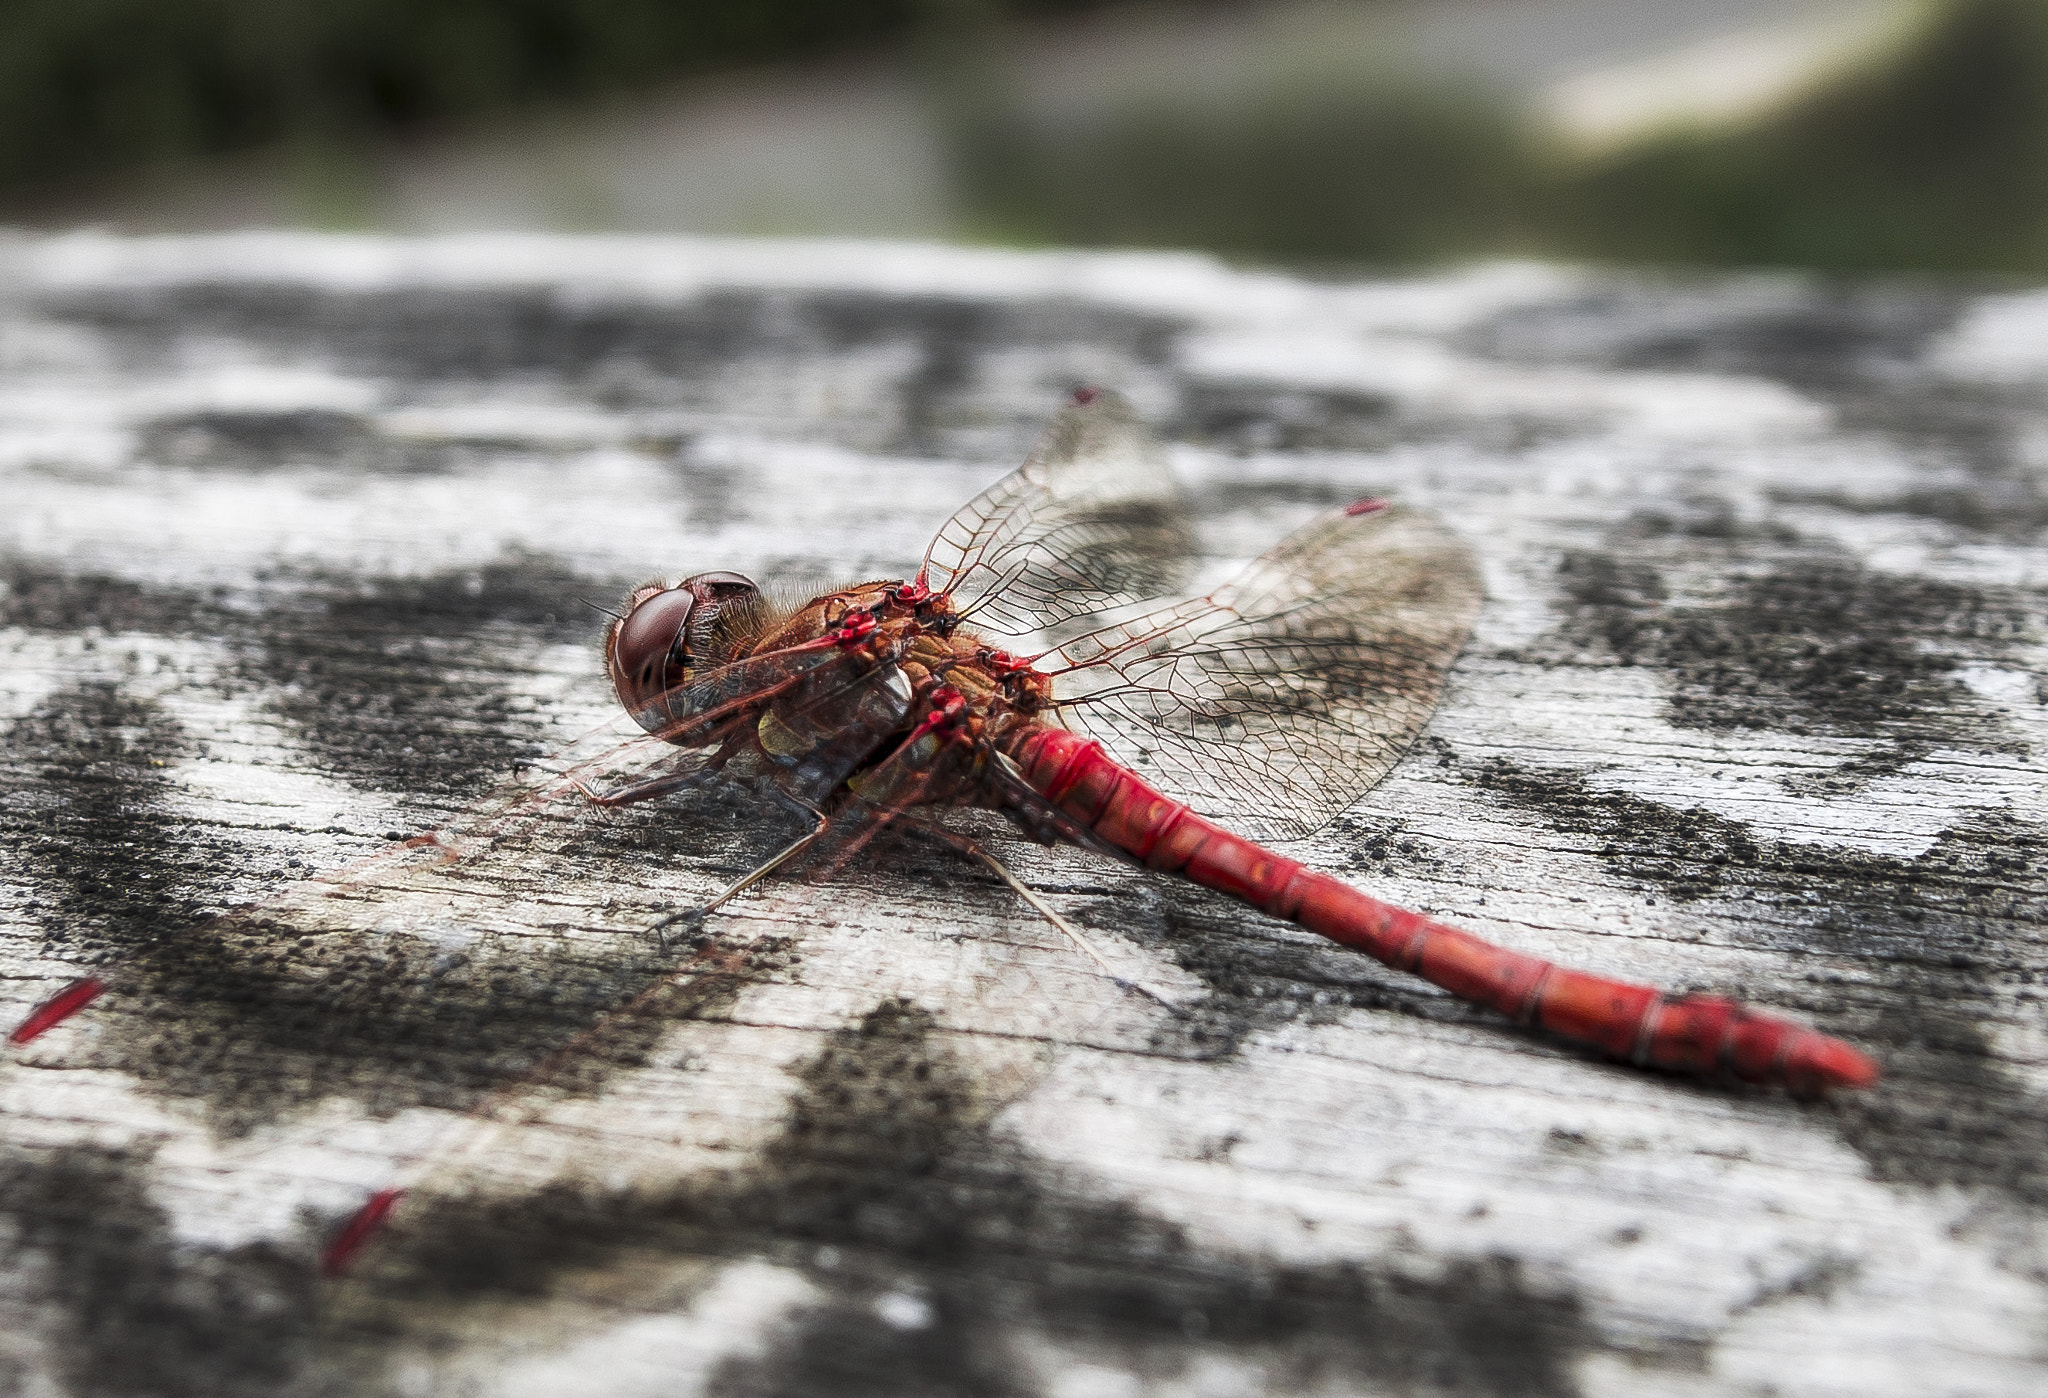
571,769,717,808
648,816,827,945
914,824,1185,1017
573,717,758,808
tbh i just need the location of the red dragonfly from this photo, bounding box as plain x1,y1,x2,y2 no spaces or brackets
13,387,1877,1270
587,387,1877,1095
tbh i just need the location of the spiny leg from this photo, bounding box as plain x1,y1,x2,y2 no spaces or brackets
648,816,827,945
570,722,752,807
913,823,1185,1017
571,769,719,808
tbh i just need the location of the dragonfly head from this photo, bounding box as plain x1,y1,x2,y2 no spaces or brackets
606,570,760,731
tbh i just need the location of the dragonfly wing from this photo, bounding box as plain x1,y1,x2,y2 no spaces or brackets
921,389,1196,645
419,642,880,860
1038,503,1482,841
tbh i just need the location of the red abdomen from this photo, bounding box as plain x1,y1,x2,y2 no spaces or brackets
1005,726,1876,1092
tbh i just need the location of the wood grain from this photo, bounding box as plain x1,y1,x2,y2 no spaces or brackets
2,236,2043,1397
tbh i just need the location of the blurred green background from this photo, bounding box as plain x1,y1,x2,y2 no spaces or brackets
4,0,2046,274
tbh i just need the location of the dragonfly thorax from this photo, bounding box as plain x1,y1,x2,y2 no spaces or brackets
627,577,1052,814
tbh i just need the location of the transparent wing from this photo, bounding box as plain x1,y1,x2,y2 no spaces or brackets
921,389,1197,645
388,639,878,864
1037,503,1482,841
17,643,895,1142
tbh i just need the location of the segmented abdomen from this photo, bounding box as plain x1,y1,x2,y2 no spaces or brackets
1005,725,1876,1092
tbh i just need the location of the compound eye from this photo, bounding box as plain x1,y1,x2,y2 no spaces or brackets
609,586,697,716
681,571,758,607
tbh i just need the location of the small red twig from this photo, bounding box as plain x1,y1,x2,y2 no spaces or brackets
9,977,107,1046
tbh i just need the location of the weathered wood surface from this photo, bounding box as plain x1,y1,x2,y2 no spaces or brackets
1,234,2043,1397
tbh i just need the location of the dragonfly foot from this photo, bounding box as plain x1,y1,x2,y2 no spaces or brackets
648,905,707,952
1115,976,1191,1019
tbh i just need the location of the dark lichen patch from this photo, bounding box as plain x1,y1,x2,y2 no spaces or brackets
812,294,1000,460
248,553,614,805
1467,760,1765,909
1549,551,2029,746
1179,383,1399,455
332,998,1596,1398
2,682,227,955
73,896,780,1139
1466,759,2047,981
1771,481,2048,539
44,281,1186,461
0,559,223,634
1818,1015,2040,1208
1470,281,2048,543
2,676,797,1136
1471,758,2048,1204
1197,476,1367,516
138,407,384,472
1659,564,2025,737
136,406,559,476
1558,549,1669,611
1615,502,1803,547
313,554,603,643
2,551,611,808
0,1144,319,1398
1329,811,1447,883
86,905,772,1138
2,558,727,1132
42,281,690,385
1465,281,1967,392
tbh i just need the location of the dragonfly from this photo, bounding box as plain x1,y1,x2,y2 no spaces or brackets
586,387,1875,1093
11,387,1877,1272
